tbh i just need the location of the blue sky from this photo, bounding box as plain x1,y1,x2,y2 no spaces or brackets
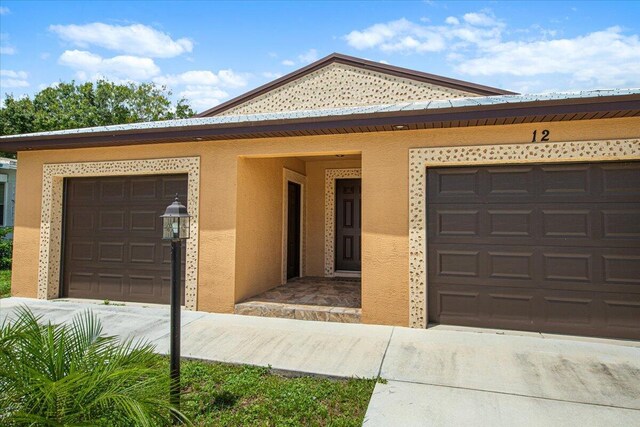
1,1,639,113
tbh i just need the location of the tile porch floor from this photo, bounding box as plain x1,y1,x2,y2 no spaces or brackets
234,277,362,323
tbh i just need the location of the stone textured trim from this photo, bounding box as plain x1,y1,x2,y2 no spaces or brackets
220,63,476,116
38,157,200,310
408,139,640,328
282,168,307,284
324,168,362,276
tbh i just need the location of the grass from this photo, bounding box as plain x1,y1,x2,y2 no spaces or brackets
0,269,10,298
177,359,376,426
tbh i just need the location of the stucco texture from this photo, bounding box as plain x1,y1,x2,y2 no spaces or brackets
11,116,640,327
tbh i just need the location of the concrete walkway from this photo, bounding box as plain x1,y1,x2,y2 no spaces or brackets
2,297,639,426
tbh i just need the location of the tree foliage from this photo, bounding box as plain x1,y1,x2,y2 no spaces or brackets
0,80,194,138
0,307,190,426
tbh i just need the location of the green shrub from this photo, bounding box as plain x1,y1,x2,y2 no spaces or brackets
0,307,189,426
0,227,13,270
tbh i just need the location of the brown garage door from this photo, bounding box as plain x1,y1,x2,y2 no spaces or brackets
62,174,188,304
427,162,640,340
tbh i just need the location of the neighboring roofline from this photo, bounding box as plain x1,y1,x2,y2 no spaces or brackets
2,91,638,152
196,52,516,117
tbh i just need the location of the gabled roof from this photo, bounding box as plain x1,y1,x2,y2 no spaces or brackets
196,53,516,117
2,89,638,152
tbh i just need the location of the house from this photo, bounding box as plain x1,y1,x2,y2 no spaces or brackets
2,53,639,340
0,157,17,229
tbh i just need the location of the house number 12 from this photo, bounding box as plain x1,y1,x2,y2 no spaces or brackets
532,129,550,142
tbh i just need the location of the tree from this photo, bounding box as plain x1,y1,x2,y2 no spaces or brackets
0,80,195,156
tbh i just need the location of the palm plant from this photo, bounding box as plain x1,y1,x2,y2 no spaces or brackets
0,306,189,426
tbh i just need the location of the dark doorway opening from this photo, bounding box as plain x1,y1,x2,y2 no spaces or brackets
335,178,361,272
287,181,301,280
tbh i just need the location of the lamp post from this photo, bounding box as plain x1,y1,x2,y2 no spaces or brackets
161,194,190,417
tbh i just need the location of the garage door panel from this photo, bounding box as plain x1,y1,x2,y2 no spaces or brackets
430,284,640,339
98,211,127,232
428,163,640,203
488,209,533,237
70,180,97,201
130,178,158,200
67,209,96,232
163,176,190,198
487,166,535,195
488,251,534,280
602,255,640,286
99,179,127,201
427,161,640,339
97,242,126,263
63,174,187,304
67,272,94,293
539,164,591,196
603,299,640,329
429,203,640,248
130,210,160,232
601,162,640,197
488,293,535,323
430,244,640,293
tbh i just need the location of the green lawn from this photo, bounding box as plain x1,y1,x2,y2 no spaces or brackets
0,269,10,298
178,359,376,426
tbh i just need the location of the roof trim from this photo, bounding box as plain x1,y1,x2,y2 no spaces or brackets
196,53,516,117
2,93,638,152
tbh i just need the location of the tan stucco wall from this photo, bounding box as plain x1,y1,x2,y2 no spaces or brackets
235,157,305,302
11,116,640,326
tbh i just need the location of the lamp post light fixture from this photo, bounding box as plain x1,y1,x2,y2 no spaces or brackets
161,194,190,416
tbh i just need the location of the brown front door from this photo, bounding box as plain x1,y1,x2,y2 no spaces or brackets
62,174,188,304
427,161,640,340
287,181,301,280
335,179,361,271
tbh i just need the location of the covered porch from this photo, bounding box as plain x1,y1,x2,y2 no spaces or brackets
234,152,363,322
235,277,361,323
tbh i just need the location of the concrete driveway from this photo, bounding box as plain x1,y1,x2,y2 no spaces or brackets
2,297,639,426
365,326,640,427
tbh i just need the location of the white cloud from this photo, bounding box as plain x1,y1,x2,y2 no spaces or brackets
153,69,247,88
344,18,449,53
280,49,321,67
0,7,10,15
344,12,640,92
445,16,459,25
49,23,193,58
344,13,505,52
1,33,15,55
152,69,248,111
455,27,640,88
298,48,319,63
462,12,498,27
262,71,283,79
0,69,29,88
179,85,229,110
218,69,248,88
58,50,160,81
